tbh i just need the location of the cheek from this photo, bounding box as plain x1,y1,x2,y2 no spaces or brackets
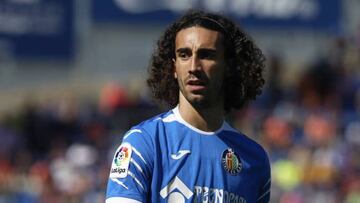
174,63,184,79
207,63,225,78
174,63,187,79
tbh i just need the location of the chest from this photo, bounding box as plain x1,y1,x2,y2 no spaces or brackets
153,130,261,202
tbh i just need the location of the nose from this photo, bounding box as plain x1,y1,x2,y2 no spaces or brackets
189,55,201,73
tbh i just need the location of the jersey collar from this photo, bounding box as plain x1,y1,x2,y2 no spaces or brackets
172,106,226,135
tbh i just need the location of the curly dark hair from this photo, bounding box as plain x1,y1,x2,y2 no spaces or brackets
147,10,265,112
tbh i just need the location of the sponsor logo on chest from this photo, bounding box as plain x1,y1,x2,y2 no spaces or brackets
194,186,247,203
160,176,246,203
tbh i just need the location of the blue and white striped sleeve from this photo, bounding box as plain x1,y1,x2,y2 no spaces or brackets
256,152,271,203
106,128,154,202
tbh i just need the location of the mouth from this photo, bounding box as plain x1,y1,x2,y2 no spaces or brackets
187,80,205,86
187,79,207,91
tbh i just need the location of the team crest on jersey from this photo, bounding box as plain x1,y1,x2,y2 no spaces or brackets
110,142,132,178
221,148,242,175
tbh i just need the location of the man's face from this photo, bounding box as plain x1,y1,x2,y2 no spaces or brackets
174,26,226,109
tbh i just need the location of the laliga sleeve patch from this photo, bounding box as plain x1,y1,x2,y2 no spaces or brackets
110,142,132,178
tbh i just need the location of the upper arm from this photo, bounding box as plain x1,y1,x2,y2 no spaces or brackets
256,150,271,203
106,128,154,202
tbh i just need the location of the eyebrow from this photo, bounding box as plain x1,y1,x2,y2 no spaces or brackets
176,48,191,53
176,47,217,53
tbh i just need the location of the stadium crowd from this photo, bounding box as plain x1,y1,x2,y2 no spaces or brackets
0,34,359,203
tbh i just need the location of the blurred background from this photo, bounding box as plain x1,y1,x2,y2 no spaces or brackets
0,0,359,202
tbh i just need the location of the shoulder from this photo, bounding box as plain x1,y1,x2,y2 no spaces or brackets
122,109,175,142
138,109,176,129
222,122,269,162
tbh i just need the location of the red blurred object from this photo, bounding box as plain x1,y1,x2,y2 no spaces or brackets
263,116,292,148
99,82,130,114
304,115,335,146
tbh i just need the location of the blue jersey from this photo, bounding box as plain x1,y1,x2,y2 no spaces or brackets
106,107,271,203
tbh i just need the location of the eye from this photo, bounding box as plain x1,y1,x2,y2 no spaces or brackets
198,50,216,60
178,51,191,60
198,52,211,59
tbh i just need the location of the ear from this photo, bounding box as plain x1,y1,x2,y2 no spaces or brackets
172,58,178,79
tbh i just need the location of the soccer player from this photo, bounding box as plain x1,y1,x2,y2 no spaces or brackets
106,10,271,203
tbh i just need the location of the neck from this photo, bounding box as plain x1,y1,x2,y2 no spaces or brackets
178,94,224,132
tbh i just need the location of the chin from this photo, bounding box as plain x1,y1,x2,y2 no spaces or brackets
188,96,211,108
180,89,211,108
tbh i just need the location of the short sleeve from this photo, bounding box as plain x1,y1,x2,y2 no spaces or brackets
256,150,271,203
106,128,154,202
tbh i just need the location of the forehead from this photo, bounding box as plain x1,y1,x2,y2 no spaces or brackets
175,26,224,49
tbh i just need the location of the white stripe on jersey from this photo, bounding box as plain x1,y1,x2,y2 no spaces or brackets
263,178,271,188
106,197,141,203
132,146,147,165
130,158,144,174
256,189,270,201
123,129,142,140
256,178,271,201
128,170,145,190
110,178,128,190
